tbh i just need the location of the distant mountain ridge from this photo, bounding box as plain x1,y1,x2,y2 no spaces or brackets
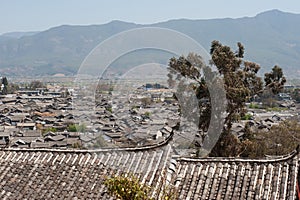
0,9,300,78
1,31,40,39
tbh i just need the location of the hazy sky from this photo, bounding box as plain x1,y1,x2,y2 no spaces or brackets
1,0,300,34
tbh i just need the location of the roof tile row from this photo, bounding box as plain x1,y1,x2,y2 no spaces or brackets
0,146,299,199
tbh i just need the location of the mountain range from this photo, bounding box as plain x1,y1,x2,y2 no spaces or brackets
0,9,300,78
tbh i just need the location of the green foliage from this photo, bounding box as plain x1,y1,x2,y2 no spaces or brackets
248,103,260,109
241,113,252,120
1,77,8,95
2,77,8,86
168,41,264,157
168,53,211,133
159,184,178,200
106,107,113,113
210,41,263,129
104,174,151,200
104,174,177,200
42,127,57,134
131,105,139,109
240,120,300,157
211,119,300,158
144,111,151,118
67,124,77,132
67,124,86,132
264,65,286,95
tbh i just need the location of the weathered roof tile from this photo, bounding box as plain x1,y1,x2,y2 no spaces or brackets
0,144,299,199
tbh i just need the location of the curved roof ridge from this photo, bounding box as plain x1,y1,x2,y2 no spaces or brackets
1,132,174,153
176,148,299,163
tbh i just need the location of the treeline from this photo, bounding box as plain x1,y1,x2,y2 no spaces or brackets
0,78,47,95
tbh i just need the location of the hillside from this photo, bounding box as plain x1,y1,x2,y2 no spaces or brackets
0,9,299,77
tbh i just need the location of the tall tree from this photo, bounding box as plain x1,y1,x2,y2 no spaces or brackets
264,65,286,95
168,53,210,132
209,41,262,156
2,77,8,86
209,41,262,129
168,41,263,157
1,77,8,95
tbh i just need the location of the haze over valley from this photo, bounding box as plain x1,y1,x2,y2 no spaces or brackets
1,9,300,78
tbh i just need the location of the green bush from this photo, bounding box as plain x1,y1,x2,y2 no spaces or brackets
249,103,259,109
106,107,113,113
241,113,252,120
104,174,151,200
104,174,177,200
42,127,57,135
67,124,86,132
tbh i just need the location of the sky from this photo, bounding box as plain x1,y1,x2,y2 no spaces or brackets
1,0,300,34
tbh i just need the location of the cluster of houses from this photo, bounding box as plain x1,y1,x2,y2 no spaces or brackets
73,84,180,148
230,103,300,140
0,89,82,148
0,81,300,198
1,80,299,154
0,84,181,149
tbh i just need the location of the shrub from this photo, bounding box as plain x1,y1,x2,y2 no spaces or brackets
67,124,86,132
104,174,151,200
104,174,177,200
249,103,259,109
106,107,113,113
241,113,252,120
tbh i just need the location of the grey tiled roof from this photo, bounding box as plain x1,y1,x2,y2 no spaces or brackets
0,146,299,199
0,145,173,199
172,151,299,200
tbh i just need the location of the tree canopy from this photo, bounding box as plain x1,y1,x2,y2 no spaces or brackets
210,40,263,129
168,41,264,157
264,65,286,95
